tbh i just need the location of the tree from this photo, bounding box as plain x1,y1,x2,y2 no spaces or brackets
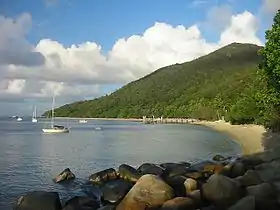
258,9,280,130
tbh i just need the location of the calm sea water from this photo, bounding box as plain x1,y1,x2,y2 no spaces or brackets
0,117,241,209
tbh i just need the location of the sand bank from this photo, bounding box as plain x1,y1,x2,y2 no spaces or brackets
193,120,266,155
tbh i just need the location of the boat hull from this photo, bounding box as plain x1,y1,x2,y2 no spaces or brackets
42,128,69,133
32,118,38,123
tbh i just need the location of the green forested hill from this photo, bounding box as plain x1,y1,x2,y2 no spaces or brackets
48,43,263,121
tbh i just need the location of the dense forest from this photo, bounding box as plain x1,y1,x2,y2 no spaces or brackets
46,10,280,130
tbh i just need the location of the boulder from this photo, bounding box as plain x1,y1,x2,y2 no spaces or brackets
184,178,197,194
101,179,133,204
137,163,165,177
55,168,75,183
228,196,255,210
202,174,243,208
189,161,216,172
202,163,224,175
14,191,61,210
89,168,118,184
230,161,246,178
235,170,263,187
161,197,195,210
188,190,202,206
164,175,187,197
212,154,227,162
246,182,277,201
116,174,174,210
62,196,100,210
160,163,191,177
119,164,142,182
184,172,205,180
97,205,115,210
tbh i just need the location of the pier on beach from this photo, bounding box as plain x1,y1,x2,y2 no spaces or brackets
142,116,197,124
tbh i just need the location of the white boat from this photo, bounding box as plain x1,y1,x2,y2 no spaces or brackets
16,117,23,121
32,106,38,123
42,93,69,134
79,119,88,124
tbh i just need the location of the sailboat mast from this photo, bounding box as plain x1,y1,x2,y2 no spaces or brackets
51,93,55,128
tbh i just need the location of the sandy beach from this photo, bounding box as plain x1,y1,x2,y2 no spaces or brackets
193,120,266,155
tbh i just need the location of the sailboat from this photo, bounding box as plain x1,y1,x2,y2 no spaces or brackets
16,116,23,121
42,93,69,133
32,106,38,123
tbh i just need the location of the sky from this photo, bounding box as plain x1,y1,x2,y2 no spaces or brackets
0,0,279,116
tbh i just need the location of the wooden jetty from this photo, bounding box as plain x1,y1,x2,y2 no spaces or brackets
142,116,197,124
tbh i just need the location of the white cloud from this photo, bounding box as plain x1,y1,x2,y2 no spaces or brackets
0,10,262,115
220,11,262,46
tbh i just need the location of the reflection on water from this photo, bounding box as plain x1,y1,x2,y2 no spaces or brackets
0,118,241,208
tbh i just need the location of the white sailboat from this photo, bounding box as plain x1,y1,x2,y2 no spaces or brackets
32,106,38,123
42,93,69,133
16,117,23,121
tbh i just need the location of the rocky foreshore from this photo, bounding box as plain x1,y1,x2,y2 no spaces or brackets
14,151,280,210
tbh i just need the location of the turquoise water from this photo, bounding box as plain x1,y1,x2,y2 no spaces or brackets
0,118,241,209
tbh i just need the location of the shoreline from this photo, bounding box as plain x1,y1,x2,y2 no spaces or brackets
191,120,266,155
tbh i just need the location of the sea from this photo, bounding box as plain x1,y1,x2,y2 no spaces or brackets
0,117,241,209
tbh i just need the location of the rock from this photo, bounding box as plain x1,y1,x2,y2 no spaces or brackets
161,197,195,210
184,178,197,194
235,170,263,187
246,182,277,201
89,168,118,184
254,160,280,182
212,154,227,162
119,164,142,182
184,172,205,180
188,190,202,206
55,168,75,183
228,196,255,210
220,163,233,176
14,191,61,210
202,163,224,175
116,174,174,210
202,174,243,208
137,163,165,177
160,163,191,177
230,161,246,178
239,155,263,168
164,175,187,197
255,200,280,210
62,196,100,210
97,205,115,210
101,179,133,204
189,161,216,172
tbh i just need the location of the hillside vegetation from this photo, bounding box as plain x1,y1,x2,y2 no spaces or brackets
48,43,263,123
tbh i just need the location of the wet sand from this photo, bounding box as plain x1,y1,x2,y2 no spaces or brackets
193,120,266,155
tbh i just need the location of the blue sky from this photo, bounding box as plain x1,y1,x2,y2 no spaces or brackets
0,0,279,115
1,0,267,48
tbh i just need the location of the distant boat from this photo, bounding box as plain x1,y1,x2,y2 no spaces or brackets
16,117,23,122
42,93,69,134
94,127,102,130
79,119,88,124
32,106,38,123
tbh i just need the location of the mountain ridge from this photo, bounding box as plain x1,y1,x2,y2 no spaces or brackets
46,42,262,120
